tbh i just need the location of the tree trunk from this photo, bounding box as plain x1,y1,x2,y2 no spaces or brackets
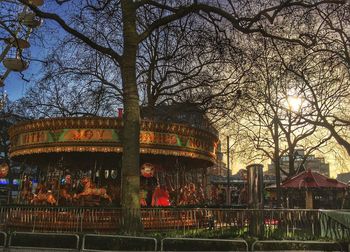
120,1,142,233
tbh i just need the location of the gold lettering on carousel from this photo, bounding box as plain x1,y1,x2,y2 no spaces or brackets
140,132,186,146
72,129,83,140
188,138,204,150
21,131,47,145
63,129,115,141
97,130,105,139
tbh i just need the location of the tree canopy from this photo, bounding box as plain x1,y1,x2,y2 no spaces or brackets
1,0,349,231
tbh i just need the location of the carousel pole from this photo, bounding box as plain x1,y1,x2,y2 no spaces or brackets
93,159,97,182
176,158,179,205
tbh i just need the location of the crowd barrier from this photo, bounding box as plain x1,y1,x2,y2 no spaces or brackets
82,234,157,251
0,206,349,241
0,232,344,251
8,232,79,252
251,240,343,251
161,237,249,251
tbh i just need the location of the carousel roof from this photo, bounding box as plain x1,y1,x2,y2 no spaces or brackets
281,170,348,189
8,117,219,164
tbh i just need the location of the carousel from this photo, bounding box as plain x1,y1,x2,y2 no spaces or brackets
9,117,218,207
4,117,219,232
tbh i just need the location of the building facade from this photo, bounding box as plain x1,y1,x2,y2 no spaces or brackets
267,149,330,179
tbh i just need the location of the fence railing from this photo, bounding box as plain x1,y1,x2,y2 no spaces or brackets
0,232,346,251
251,240,343,251
0,206,348,241
8,232,79,252
161,238,249,251
82,234,157,251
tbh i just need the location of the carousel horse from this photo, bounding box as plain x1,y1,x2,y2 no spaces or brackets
178,183,200,205
186,183,199,205
197,185,205,204
31,182,57,205
59,175,74,203
178,185,189,205
59,185,73,203
20,176,33,203
74,177,112,204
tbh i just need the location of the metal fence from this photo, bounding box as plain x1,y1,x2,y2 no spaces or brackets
8,232,79,252
0,232,344,251
161,237,248,251
82,234,157,251
0,206,348,241
251,240,343,251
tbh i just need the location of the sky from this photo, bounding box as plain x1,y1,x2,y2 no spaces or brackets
3,61,38,101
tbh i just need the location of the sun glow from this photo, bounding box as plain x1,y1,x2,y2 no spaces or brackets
286,96,302,112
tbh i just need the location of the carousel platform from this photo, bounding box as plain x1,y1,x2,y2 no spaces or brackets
0,206,207,233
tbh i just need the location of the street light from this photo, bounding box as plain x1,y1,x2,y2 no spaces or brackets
226,136,235,206
226,136,230,206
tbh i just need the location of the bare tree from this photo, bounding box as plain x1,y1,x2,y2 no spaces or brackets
222,37,333,205
272,23,350,157
5,0,344,232
296,4,350,156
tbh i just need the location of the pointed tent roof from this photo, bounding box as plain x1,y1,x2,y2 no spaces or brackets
281,170,348,189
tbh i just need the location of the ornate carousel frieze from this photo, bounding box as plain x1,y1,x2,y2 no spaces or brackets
9,117,217,139
10,146,215,163
9,117,219,162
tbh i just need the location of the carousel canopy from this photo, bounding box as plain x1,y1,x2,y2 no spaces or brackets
8,117,219,164
281,170,348,189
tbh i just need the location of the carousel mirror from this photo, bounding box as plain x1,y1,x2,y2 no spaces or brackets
110,170,117,179
104,170,109,179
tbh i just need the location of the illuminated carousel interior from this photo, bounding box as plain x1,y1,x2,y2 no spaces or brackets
16,153,210,208
3,117,218,232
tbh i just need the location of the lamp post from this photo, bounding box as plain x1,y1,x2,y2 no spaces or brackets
273,114,282,208
226,135,230,206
